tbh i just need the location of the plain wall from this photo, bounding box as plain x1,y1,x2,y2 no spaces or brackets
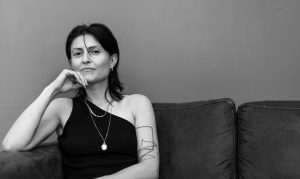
1,0,300,142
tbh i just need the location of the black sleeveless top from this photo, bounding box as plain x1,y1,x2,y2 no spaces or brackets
57,97,138,179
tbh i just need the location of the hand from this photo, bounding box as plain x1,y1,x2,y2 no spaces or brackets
48,69,88,96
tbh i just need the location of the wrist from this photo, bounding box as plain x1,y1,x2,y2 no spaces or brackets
44,84,58,99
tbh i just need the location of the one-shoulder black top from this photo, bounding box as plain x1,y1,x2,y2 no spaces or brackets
57,97,138,179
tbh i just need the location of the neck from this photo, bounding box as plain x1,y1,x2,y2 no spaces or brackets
85,80,112,107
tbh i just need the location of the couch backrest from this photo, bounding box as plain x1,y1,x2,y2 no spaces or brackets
153,98,236,179
237,101,300,179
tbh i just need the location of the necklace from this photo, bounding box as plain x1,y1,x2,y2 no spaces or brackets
84,100,112,151
85,100,108,118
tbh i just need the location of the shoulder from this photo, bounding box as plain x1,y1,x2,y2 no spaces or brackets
123,94,154,119
50,97,72,108
124,94,152,108
48,97,73,117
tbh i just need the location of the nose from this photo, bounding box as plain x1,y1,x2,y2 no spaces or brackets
82,51,91,63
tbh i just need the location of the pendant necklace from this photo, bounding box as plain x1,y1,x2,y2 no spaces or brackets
85,100,112,151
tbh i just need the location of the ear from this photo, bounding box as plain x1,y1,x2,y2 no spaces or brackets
110,54,118,70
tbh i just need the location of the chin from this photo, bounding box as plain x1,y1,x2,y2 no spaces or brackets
84,73,108,84
82,73,93,80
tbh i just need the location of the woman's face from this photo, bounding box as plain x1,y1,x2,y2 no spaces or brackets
70,34,115,84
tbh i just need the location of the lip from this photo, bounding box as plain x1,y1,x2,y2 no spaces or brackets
80,68,96,72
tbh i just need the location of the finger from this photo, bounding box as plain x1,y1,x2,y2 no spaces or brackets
74,72,85,87
64,70,85,87
64,70,77,83
81,73,88,86
76,72,87,88
78,72,88,86
69,71,83,86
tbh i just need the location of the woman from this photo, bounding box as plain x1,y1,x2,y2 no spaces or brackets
2,23,159,179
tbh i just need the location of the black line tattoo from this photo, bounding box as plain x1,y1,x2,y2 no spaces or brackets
136,126,158,162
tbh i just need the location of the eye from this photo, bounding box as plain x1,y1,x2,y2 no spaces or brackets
73,51,83,57
90,50,100,55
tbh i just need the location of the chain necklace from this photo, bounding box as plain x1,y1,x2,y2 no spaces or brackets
85,100,108,118
84,100,112,151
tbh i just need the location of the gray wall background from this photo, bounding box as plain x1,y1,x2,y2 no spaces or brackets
1,0,300,142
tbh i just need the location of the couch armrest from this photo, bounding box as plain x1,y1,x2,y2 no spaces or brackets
0,142,63,179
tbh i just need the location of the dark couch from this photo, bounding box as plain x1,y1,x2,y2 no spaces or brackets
1,98,300,179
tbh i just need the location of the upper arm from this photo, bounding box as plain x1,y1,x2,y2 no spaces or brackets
23,98,67,151
132,95,159,166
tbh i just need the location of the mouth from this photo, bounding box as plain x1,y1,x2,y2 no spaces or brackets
80,68,95,72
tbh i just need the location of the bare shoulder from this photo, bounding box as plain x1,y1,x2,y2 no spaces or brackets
50,97,72,110
124,94,152,108
48,97,72,118
123,94,153,119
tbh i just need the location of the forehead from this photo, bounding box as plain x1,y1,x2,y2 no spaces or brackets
71,34,102,49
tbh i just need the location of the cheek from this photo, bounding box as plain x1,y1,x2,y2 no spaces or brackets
98,58,111,70
97,64,110,75
70,61,81,71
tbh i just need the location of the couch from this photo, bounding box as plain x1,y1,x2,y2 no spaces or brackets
1,98,300,179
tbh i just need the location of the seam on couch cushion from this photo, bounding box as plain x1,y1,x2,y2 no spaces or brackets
240,104,300,110
227,99,237,179
154,98,233,111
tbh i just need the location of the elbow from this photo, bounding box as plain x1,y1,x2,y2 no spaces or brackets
1,140,9,151
2,141,23,152
151,163,159,179
143,160,159,179
2,142,11,152
150,166,159,179
153,166,159,179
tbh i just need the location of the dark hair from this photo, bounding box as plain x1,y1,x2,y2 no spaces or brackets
65,23,124,103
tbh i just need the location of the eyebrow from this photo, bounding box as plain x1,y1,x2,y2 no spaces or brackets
72,45,101,52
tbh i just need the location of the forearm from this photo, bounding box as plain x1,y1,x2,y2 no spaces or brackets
97,161,158,179
2,85,56,151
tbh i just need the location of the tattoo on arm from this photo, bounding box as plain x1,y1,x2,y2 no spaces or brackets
136,126,158,162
